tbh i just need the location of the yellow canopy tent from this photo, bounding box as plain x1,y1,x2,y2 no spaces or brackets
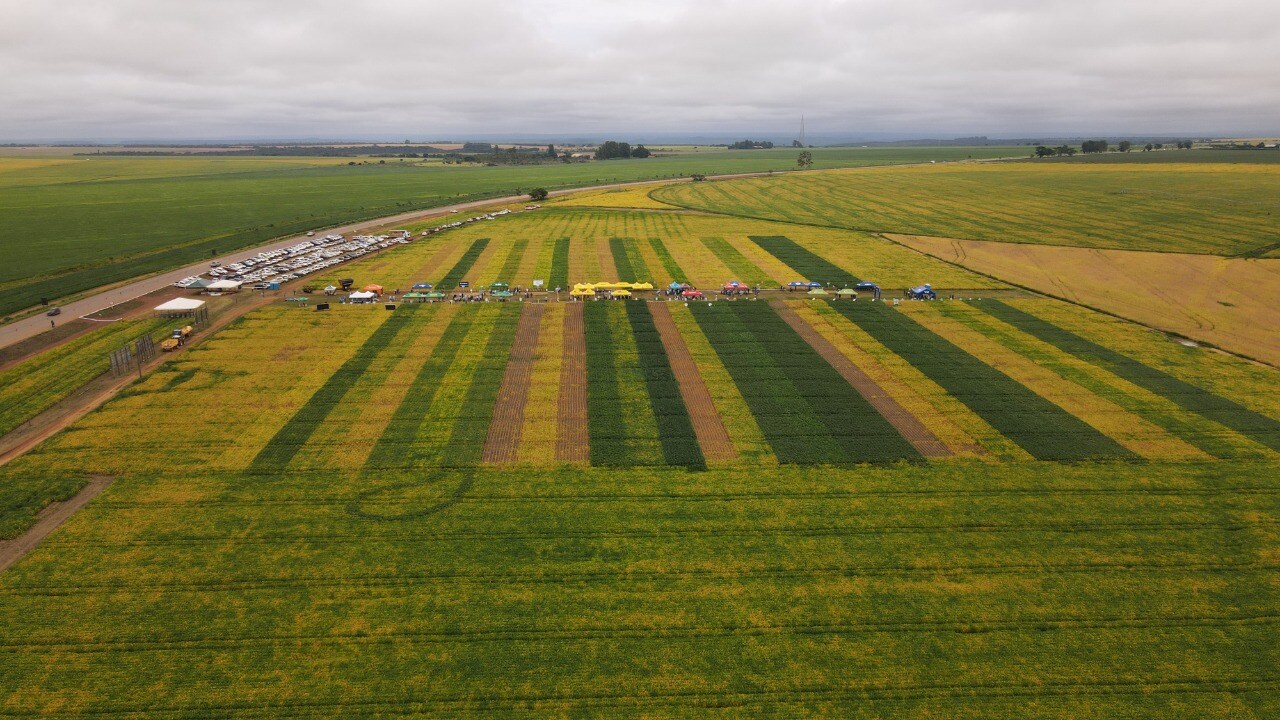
570,287,595,297
630,282,654,291
613,289,632,297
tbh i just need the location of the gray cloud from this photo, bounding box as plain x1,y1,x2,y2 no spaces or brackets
2,0,1278,140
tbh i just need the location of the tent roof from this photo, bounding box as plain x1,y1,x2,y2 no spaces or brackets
362,284,384,291
631,282,654,290
349,291,377,299
836,288,857,295
807,288,829,295
207,279,242,290
613,289,632,296
154,298,206,312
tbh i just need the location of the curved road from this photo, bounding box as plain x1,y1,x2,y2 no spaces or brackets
0,157,1016,351
0,177,685,350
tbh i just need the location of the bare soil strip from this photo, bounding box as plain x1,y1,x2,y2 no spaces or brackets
482,304,545,463
770,300,952,457
0,475,114,572
556,303,589,462
648,302,737,462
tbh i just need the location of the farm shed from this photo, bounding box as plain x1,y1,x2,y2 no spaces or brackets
153,298,207,318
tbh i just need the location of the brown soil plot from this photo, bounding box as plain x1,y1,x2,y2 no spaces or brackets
648,302,737,462
481,304,545,463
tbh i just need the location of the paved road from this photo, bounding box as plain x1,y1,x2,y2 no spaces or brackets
0,182,653,351
0,158,1015,351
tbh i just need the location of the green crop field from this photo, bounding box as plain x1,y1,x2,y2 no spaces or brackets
652,162,1280,256
1,174,1278,717
0,146,1022,317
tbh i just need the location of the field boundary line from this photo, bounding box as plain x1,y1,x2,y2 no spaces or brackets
647,302,736,462
0,475,113,573
555,303,588,462
770,300,950,457
482,304,544,463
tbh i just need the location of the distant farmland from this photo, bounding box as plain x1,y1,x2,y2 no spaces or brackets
0,146,1021,317
652,161,1280,256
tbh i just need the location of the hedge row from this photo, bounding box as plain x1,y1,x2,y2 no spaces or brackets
832,303,1136,461
549,238,570,290
626,302,706,469
979,300,1280,452
437,238,490,291
362,309,479,468
748,235,860,286
251,307,421,470
690,302,918,465
647,237,686,283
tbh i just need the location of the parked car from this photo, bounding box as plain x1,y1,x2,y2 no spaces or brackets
46,307,61,316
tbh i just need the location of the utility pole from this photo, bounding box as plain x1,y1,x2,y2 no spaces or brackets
800,115,806,147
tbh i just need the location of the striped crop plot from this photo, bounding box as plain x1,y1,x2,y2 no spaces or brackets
3,167,1280,718
831,302,1136,461
975,299,1280,454
691,301,920,465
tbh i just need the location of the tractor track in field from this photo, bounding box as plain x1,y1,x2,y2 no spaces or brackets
556,303,589,462
647,302,736,462
481,304,544,464
770,300,951,458
0,474,114,573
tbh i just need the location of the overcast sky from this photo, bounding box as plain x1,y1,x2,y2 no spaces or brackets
3,0,1278,141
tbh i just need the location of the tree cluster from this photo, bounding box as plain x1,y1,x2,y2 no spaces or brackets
1033,145,1078,157
1081,139,1110,154
594,141,652,159
728,139,775,150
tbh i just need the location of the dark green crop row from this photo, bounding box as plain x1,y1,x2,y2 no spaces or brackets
495,238,528,283
583,302,628,467
700,236,765,283
363,309,478,469
251,307,422,471
748,235,860,286
691,302,919,465
978,300,1280,452
436,238,490,291
609,238,637,282
832,303,1136,462
610,238,652,283
437,305,524,467
548,238,570,290
647,238,686,283
626,302,706,470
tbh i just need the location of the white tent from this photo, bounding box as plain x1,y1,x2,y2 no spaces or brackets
154,298,206,313
206,279,242,291
348,291,377,302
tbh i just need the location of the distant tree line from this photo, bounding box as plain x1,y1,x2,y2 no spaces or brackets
594,141,652,160
727,139,774,149
1033,139,1199,158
